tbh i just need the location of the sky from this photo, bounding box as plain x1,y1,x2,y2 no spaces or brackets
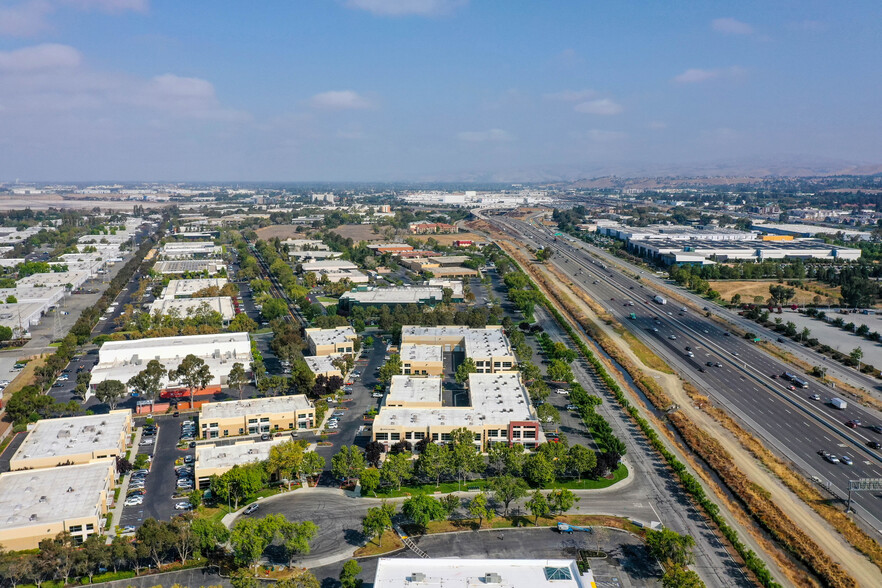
0,0,880,182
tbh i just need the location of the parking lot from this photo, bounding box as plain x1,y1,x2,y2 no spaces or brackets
117,414,196,529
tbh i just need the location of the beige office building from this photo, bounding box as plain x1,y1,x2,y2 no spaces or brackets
401,325,516,373
0,459,116,550
373,372,541,450
305,326,357,356
199,395,315,439
304,354,345,379
400,343,443,376
194,437,291,489
10,410,132,471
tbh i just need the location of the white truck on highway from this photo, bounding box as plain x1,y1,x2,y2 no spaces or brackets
830,397,847,410
653,295,667,305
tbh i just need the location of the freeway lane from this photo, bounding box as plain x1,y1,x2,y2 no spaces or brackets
488,215,882,532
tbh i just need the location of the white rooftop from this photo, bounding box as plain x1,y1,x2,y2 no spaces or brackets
200,395,312,420
149,296,235,320
97,332,250,364
154,259,224,274
387,375,442,404
402,326,514,359
12,411,130,464
301,259,358,272
400,343,443,363
306,326,356,347
0,460,114,530
373,558,592,588
196,438,289,470
304,354,344,375
162,278,228,298
341,286,443,305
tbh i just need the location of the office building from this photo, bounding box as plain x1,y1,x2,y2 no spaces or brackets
401,326,516,373
305,326,357,356
198,395,315,439
373,558,594,588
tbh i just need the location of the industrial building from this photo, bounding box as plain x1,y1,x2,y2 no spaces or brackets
198,395,315,439
90,332,252,393
372,558,594,588
629,238,862,265
338,286,445,311
10,411,132,471
148,296,236,323
305,326,357,356
0,459,116,550
599,223,758,242
754,223,872,240
154,260,224,275
401,325,516,373
160,278,228,299
160,241,223,258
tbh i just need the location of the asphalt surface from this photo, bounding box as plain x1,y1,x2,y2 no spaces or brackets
490,215,882,534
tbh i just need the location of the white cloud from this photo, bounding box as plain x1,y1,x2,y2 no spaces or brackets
673,66,744,84
457,128,513,142
309,90,373,111
0,0,146,38
573,98,623,116
712,17,754,35
344,0,467,17
543,89,597,102
0,43,81,72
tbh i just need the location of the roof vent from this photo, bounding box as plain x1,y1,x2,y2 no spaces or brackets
410,572,426,582
484,572,502,583
67,486,75,493
29,514,38,521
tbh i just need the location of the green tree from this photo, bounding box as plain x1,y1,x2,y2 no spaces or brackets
646,528,697,567
340,559,363,588
230,568,260,588
378,353,402,384
0,325,13,341
850,347,864,370
455,357,477,385
268,440,309,485
402,494,447,532
191,517,230,560
662,566,704,588
168,354,213,407
547,359,573,383
359,467,380,496
262,298,288,321
468,492,491,527
362,502,396,544
490,475,529,516
566,445,597,481
74,370,92,402
519,361,542,383
127,359,165,408
449,427,485,488
380,452,412,491
416,441,453,486
94,379,126,410
230,517,274,569
279,519,318,566
227,362,249,400
211,463,267,510
548,488,579,514
523,453,555,487
525,490,550,525
331,445,366,485
229,313,258,332
298,451,326,480
537,402,560,424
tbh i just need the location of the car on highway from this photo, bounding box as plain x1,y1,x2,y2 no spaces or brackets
818,450,840,464
243,503,260,515
731,351,739,356
840,455,854,466
714,362,723,368
706,361,714,367
868,441,882,450
870,425,882,434
845,420,862,428
685,346,692,351
686,351,694,357
652,327,659,332
668,335,677,340
810,394,821,401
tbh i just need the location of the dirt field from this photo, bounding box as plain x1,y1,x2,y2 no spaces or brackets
410,231,487,246
708,280,841,305
255,225,310,240
329,224,386,242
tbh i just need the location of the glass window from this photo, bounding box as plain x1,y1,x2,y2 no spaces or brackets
376,433,388,440
69,525,82,533
413,431,425,440
523,429,536,439
440,433,451,441
432,433,439,441
390,433,400,440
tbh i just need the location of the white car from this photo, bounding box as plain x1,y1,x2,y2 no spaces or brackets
326,423,339,429
371,392,384,398
174,502,192,510
555,389,570,395
124,498,143,506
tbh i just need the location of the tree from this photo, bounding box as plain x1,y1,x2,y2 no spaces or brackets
268,440,309,485
377,353,402,384
547,359,573,383
468,492,491,527
169,515,198,564
416,441,452,486
402,494,447,532
490,475,529,516
127,359,165,407
80,534,110,582
340,559,363,588
440,494,461,518
228,313,258,332
448,427,485,488
227,362,249,400
850,347,864,371
380,453,412,491
646,528,696,567
362,502,395,544
662,566,703,588
523,453,555,487
230,568,260,588
364,440,385,467
250,358,266,384
279,519,318,566
262,298,288,321
211,463,267,510
526,490,550,525
331,445,366,485
169,354,213,407
455,357,477,385
135,518,174,568
537,402,560,424
298,451,326,480
0,325,13,341
519,361,542,383
94,379,126,410
230,517,274,569
359,467,380,496
566,445,597,481
548,488,579,514
74,370,92,401
191,517,230,560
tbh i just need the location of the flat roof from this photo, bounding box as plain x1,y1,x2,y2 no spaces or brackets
301,259,358,271
0,460,114,530
373,558,591,588
306,326,356,347
149,296,235,320
401,326,513,359
162,278,228,298
304,354,343,375
428,255,471,264
98,332,250,361
162,241,217,250
341,286,443,304
387,375,442,404
200,395,312,420
12,411,130,464
400,343,443,363
154,259,223,273
196,438,288,471
427,279,464,297
758,223,871,238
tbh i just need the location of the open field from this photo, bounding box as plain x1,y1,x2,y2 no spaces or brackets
329,223,386,242
708,279,842,305
411,231,486,246
0,195,170,211
255,224,310,240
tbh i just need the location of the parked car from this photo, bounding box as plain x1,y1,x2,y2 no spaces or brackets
565,404,577,410
243,503,260,515
184,455,194,464
371,392,383,398
174,502,192,510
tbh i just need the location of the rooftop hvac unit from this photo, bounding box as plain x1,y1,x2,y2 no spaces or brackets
410,572,426,582
484,572,502,583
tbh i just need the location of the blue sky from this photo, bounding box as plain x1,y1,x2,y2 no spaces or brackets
0,0,879,181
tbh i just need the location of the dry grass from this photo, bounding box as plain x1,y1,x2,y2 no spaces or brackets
255,225,309,240
411,231,487,246
3,354,46,400
621,331,675,374
353,529,404,557
329,224,387,242
708,280,840,305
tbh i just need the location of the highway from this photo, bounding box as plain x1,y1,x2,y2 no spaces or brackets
486,214,882,533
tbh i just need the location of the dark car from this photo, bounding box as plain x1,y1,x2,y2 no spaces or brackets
868,441,882,450
706,361,714,367
260,433,270,441
870,425,882,434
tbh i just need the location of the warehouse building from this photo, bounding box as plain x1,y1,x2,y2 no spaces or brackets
599,224,757,242
373,558,594,588
372,372,540,450
160,241,223,258
0,301,44,337
305,326,357,356
0,459,116,550
198,395,315,439
90,332,252,393
10,411,132,471
161,278,228,299
148,296,236,323
338,286,445,311
630,238,862,265
154,260,224,275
